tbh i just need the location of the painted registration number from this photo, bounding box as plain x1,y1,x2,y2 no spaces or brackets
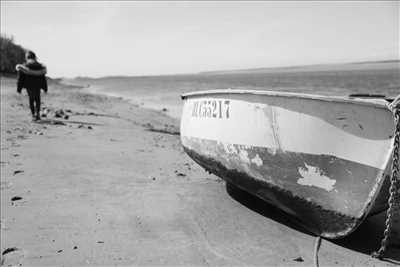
192,100,230,119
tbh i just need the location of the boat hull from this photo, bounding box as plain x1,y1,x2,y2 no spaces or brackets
180,90,395,238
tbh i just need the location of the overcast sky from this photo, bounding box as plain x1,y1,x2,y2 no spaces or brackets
1,1,398,77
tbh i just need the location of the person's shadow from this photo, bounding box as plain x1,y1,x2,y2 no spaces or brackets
225,183,400,264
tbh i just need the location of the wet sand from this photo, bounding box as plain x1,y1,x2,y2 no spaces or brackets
1,76,399,266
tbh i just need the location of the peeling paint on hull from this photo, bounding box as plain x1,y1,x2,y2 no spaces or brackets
182,137,385,238
180,90,394,239
184,146,361,238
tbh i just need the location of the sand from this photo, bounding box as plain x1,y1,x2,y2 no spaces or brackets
1,76,399,266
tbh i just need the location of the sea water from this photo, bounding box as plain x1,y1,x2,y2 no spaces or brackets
71,62,400,120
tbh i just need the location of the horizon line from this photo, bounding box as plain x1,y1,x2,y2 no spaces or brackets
65,58,400,80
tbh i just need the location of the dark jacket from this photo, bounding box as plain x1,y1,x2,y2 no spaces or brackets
17,61,48,93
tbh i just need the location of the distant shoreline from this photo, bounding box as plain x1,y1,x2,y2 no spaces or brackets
66,59,400,80
199,59,400,76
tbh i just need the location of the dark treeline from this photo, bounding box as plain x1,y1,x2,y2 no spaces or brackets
0,34,26,74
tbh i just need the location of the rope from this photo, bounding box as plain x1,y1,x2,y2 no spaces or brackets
312,96,399,264
388,95,400,111
372,96,400,259
313,236,322,267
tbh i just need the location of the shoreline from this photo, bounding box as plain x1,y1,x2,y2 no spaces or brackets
1,76,399,266
68,80,183,121
62,79,181,134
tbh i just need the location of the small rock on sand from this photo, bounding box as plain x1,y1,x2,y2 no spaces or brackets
54,109,65,118
11,196,23,202
13,170,24,175
2,247,18,256
293,257,304,262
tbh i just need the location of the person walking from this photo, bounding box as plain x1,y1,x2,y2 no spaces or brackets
16,51,48,121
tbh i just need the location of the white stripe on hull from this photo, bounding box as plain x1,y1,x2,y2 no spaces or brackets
180,96,394,170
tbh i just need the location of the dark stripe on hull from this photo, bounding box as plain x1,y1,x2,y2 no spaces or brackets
185,147,361,238
182,138,387,238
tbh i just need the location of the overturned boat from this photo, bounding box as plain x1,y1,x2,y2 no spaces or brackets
180,89,399,239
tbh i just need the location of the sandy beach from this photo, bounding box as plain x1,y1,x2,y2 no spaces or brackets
1,76,399,266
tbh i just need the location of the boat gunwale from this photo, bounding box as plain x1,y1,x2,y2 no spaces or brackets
181,89,391,110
